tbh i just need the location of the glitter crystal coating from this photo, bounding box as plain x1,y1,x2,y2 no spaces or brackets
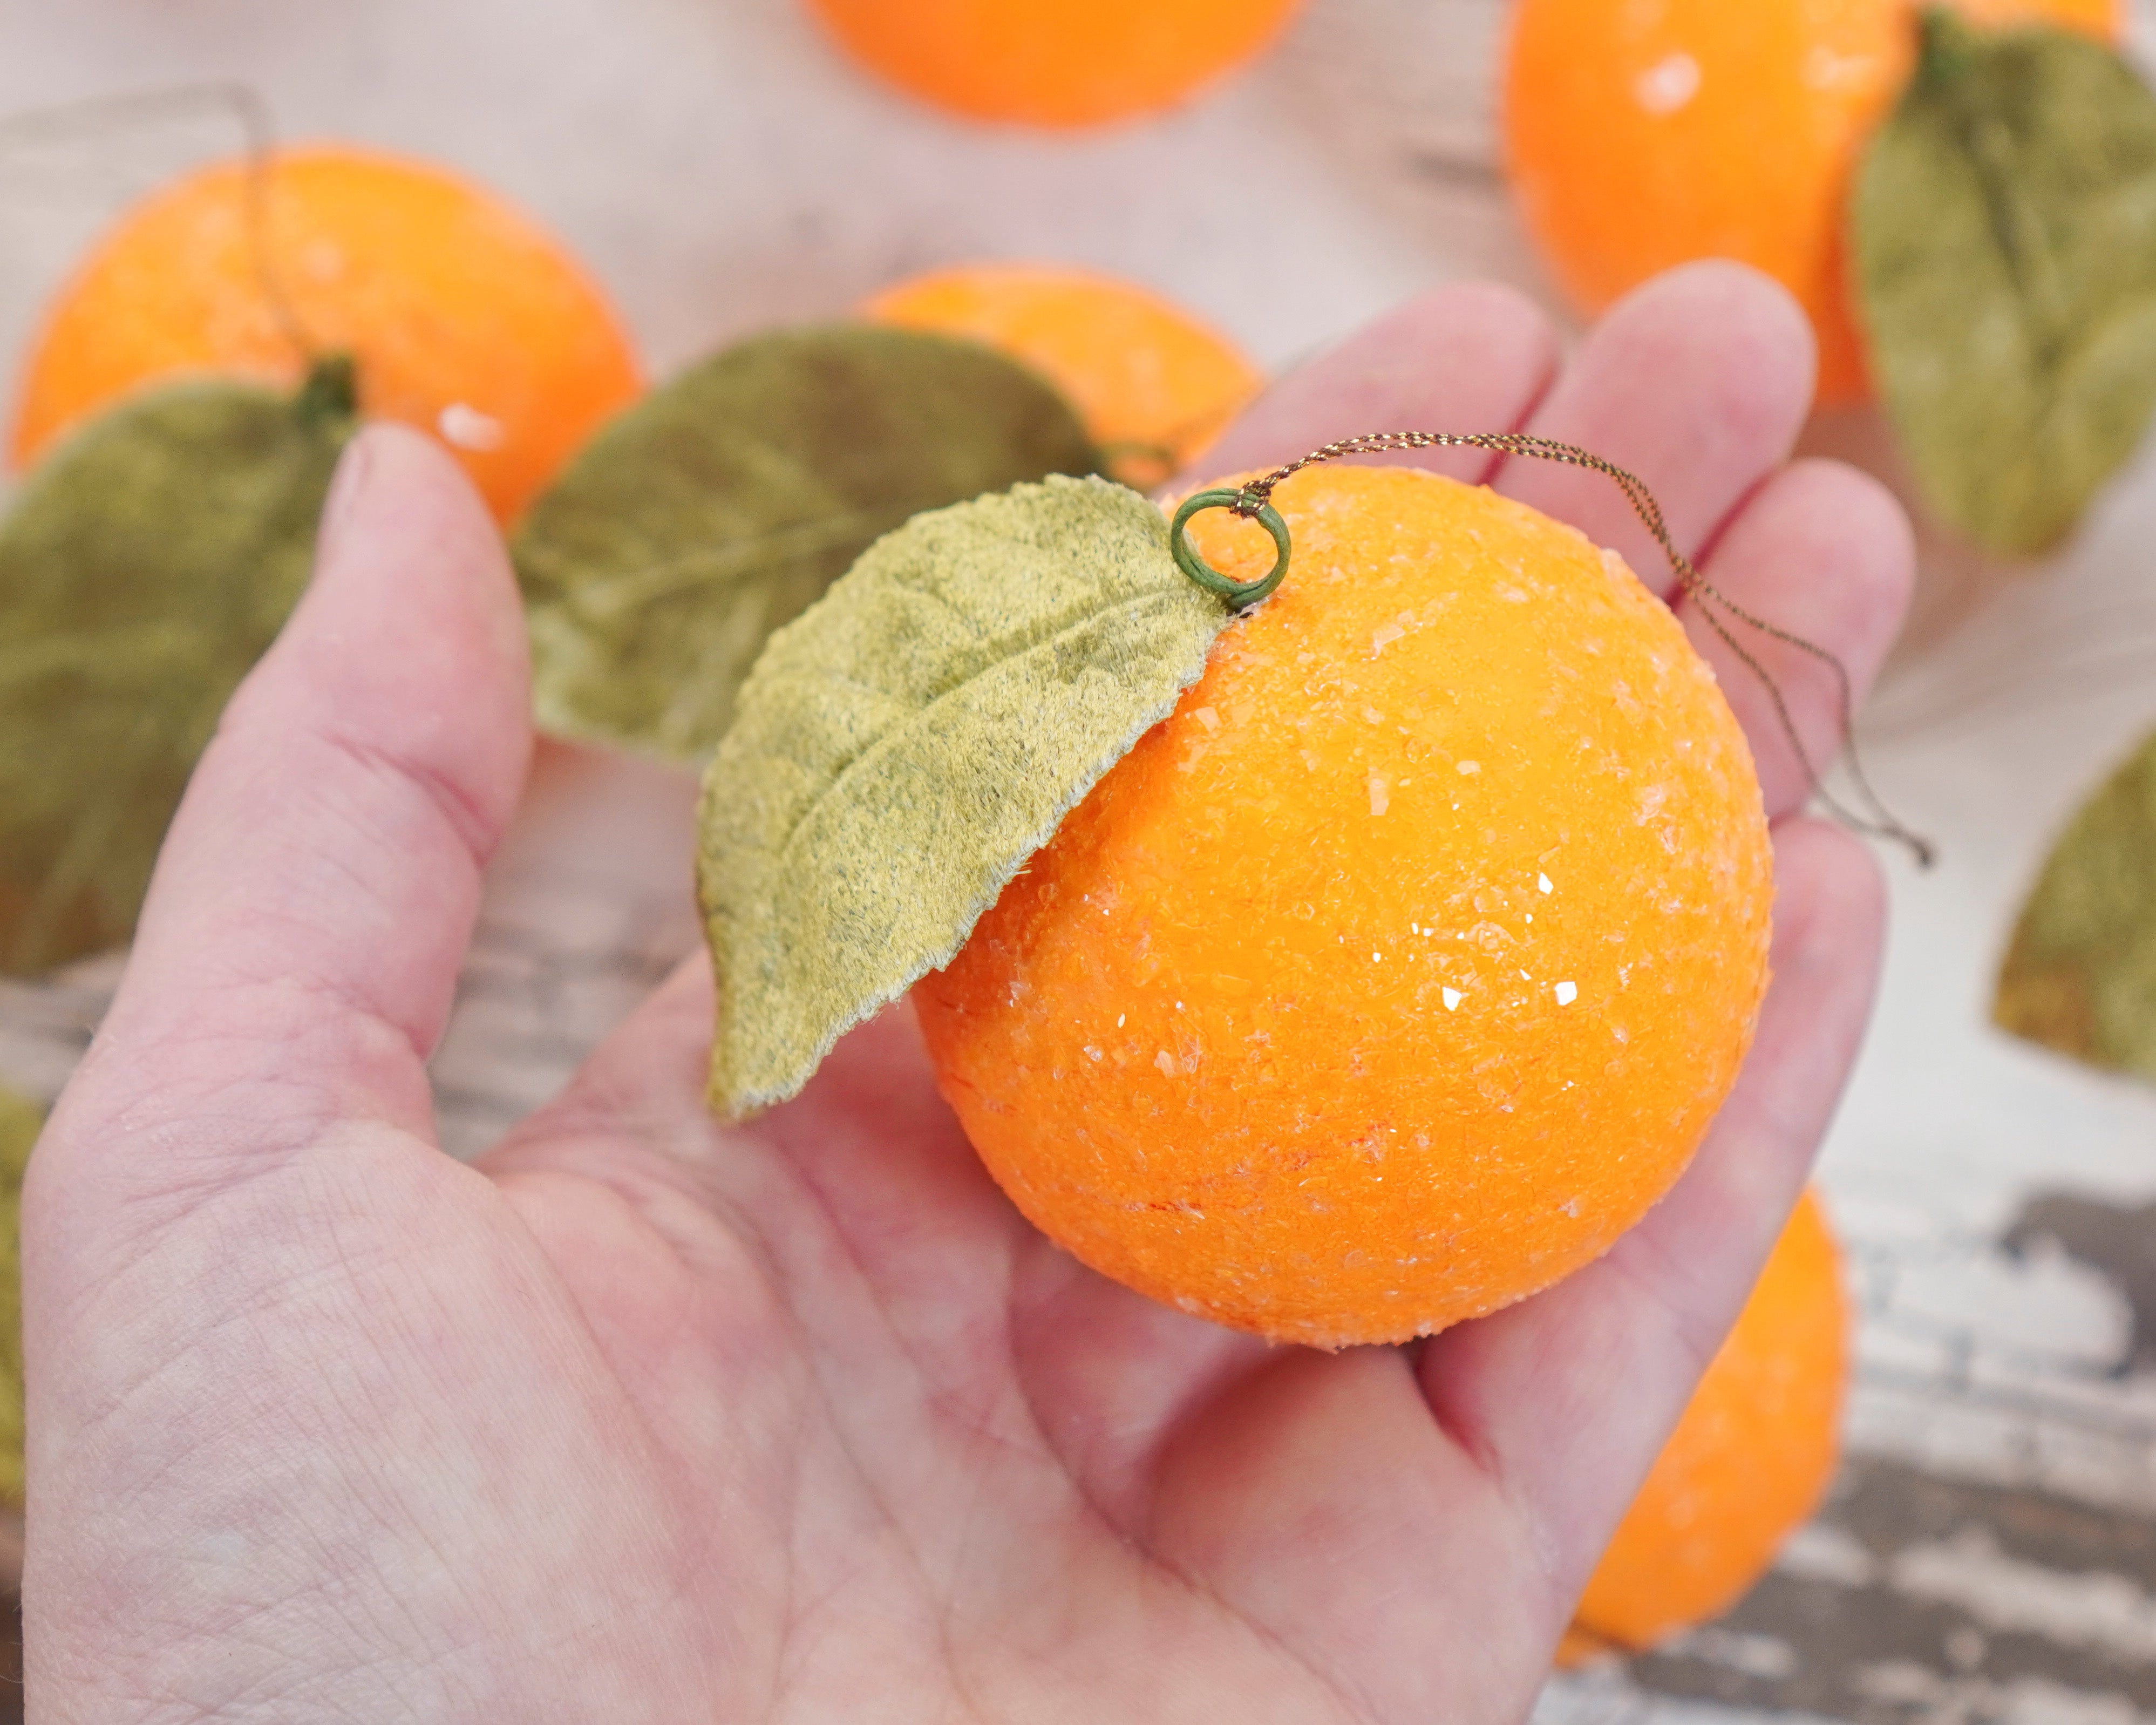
916,465,1773,1347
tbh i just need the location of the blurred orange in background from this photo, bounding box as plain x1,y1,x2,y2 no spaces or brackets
1562,1187,1851,1662
1504,0,2120,405
862,262,1260,484
801,0,1308,127
9,144,642,522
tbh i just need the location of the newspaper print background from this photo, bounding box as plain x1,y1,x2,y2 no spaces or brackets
9,2,2156,1719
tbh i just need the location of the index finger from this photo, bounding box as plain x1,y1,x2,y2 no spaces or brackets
1196,281,1560,484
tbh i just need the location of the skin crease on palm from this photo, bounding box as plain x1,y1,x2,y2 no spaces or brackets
19,259,1908,1724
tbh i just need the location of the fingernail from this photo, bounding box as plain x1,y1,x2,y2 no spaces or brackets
319,430,375,552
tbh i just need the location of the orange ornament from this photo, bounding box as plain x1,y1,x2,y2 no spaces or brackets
10,145,642,523
1561,1187,1849,1661
917,465,1772,1348
802,0,1308,127
1502,0,2121,405
861,263,1261,483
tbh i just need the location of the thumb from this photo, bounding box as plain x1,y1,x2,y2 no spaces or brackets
35,423,530,1236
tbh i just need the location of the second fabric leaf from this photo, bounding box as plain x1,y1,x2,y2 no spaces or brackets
514,326,1100,764
1852,9,2156,555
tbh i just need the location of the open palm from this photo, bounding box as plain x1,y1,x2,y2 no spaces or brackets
23,263,1910,1723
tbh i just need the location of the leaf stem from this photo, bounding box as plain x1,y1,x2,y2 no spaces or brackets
1914,6,1978,86
292,354,359,433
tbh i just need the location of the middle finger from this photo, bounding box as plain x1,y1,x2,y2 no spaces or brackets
1492,261,1817,594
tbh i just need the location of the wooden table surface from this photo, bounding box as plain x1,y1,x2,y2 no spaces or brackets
6,3,2156,1719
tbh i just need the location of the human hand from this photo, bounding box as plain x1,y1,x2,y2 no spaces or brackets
23,259,1908,1723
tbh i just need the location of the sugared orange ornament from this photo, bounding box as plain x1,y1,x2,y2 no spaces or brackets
917,464,1773,1347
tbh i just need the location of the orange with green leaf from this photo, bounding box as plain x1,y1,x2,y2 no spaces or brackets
0,144,641,976
1508,0,2156,557
11,144,642,524
1504,0,2118,407
698,450,1780,1346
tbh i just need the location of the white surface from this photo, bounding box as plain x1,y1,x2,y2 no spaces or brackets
0,0,1505,381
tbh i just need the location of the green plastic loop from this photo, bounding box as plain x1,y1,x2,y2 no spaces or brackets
1169,488,1291,610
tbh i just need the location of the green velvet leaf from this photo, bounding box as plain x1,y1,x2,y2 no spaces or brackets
0,1086,36,1508
1996,726,2156,1081
1850,9,2156,555
513,325,1102,764
697,474,1227,1116
0,373,349,975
